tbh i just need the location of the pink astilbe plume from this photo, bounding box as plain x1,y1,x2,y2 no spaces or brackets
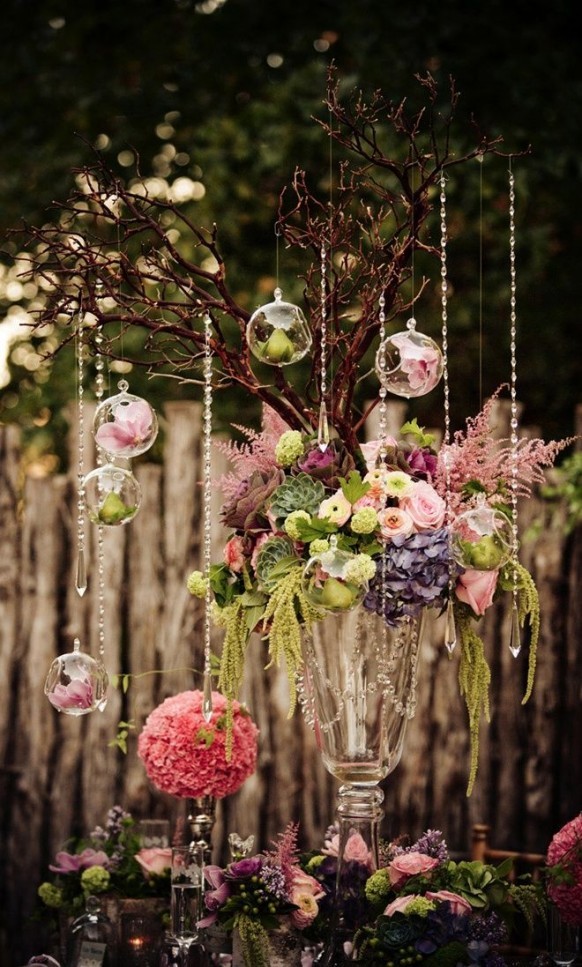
215,405,290,499
265,821,300,893
435,387,574,514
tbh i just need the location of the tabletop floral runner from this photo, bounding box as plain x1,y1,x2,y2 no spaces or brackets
187,387,570,791
198,824,545,967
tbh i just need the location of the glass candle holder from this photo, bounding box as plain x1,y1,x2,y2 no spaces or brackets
120,912,164,967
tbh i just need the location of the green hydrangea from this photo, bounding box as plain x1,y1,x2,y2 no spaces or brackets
306,854,325,872
350,507,379,534
275,430,304,467
404,896,436,917
284,510,311,540
38,882,64,909
210,601,228,626
187,570,209,598
343,554,376,585
365,868,391,906
309,539,329,556
80,865,110,895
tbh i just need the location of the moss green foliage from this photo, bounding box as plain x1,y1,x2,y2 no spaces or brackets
499,558,541,703
455,609,492,797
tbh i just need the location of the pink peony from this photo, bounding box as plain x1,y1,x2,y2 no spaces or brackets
455,568,498,616
224,535,246,572
49,848,109,874
384,893,420,916
399,480,446,531
377,507,414,540
137,690,259,799
47,679,93,711
135,847,172,879
546,814,582,926
425,890,473,916
95,400,154,454
388,851,440,888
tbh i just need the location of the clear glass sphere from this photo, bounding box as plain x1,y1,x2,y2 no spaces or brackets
451,501,513,571
93,380,158,458
83,463,142,526
375,319,443,398
302,536,368,613
246,288,312,366
45,638,109,715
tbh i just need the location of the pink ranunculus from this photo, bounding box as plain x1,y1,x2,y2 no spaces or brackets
455,568,498,616
318,490,352,526
360,438,397,472
353,491,384,512
289,868,325,928
384,893,420,916
388,851,440,888
47,679,94,711
49,848,110,874
223,535,246,572
377,507,415,540
135,847,172,878
425,889,473,916
399,480,446,531
95,400,154,454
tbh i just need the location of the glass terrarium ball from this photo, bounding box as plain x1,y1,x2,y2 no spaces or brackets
302,536,368,613
83,463,142,526
450,501,513,571
93,380,158,458
45,638,109,715
246,288,312,366
375,320,443,398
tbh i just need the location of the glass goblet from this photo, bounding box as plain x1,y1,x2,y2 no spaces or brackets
170,846,204,964
548,902,579,967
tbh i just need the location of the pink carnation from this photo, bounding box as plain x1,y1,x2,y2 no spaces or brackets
137,690,259,799
547,814,582,926
224,535,246,572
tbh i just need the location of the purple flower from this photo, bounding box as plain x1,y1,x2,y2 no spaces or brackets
407,448,438,481
296,442,355,490
364,527,451,625
226,855,263,879
398,829,449,863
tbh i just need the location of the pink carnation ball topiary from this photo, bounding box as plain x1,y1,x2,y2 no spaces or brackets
546,813,582,926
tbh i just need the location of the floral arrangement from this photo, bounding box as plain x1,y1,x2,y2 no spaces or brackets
302,827,544,966
137,689,259,799
187,388,570,790
200,823,324,967
37,805,171,918
545,813,582,926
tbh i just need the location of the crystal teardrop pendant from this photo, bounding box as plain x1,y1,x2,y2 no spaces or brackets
82,463,142,526
302,535,369,612
450,497,513,571
317,401,330,451
75,548,87,597
202,670,213,724
246,287,312,366
93,380,158,459
375,318,443,398
445,599,457,654
509,601,521,657
45,638,109,715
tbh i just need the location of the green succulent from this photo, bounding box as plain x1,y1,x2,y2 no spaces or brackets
255,536,297,589
269,473,326,522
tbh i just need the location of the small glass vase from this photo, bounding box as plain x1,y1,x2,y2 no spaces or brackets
300,606,424,966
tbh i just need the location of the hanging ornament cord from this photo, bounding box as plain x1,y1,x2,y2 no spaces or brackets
317,109,334,451
75,303,88,597
508,161,521,658
439,171,456,654
202,313,214,721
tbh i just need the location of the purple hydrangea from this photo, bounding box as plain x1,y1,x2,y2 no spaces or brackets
364,527,450,625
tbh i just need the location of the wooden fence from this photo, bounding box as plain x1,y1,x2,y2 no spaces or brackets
0,400,580,965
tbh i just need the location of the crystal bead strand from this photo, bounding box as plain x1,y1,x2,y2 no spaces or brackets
75,305,88,597
317,239,330,450
376,290,391,681
439,171,456,654
94,326,107,663
508,163,521,658
202,313,214,721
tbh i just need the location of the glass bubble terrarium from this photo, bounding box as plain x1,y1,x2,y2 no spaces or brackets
93,379,159,459
45,637,109,715
375,318,443,398
450,496,513,571
246,287,312,365
300,606,424,965
302,535,369,612
83,463,142,526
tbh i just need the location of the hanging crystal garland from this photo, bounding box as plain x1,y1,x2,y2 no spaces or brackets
93,325,108,680
75,305,88,598
202,313,214,722
508,161,522,658
317,238,330,450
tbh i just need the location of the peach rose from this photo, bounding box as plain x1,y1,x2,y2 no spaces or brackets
455,568,498,616
388,851,439,888
425,890,473,916
377,507,415,540
399,480,446,531
384,893,420,916
135,847,172,878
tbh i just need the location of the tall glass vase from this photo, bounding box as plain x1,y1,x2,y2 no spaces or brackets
300,607,424,966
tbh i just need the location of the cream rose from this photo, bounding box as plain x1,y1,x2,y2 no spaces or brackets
399,480,446,531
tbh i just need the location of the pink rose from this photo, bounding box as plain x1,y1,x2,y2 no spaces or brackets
384,893,420,916
455,568,498,616
344,832,373,867
399,481,446,531
224,535,246,572
377,507,414,540
388,851,439,888
135,847,172,878
425,890,472,916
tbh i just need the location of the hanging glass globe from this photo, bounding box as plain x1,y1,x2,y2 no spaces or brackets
450,498,513,571
246,287,312,366
93,379,158,458
45,638,108,715
302,535,369,612
375,318,443,398
83,463,142,526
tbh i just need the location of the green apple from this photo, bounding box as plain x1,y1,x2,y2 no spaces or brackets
466,535,506,570
98,491,134,525
320,577,355,610
262,328,295,363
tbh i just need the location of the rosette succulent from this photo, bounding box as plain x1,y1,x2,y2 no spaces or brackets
269,473,326,522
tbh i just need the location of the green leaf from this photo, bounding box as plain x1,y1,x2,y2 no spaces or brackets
294,516,339,542
461,479,488,497
400,418,435,448
122,675,130,693
339,470,370,504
